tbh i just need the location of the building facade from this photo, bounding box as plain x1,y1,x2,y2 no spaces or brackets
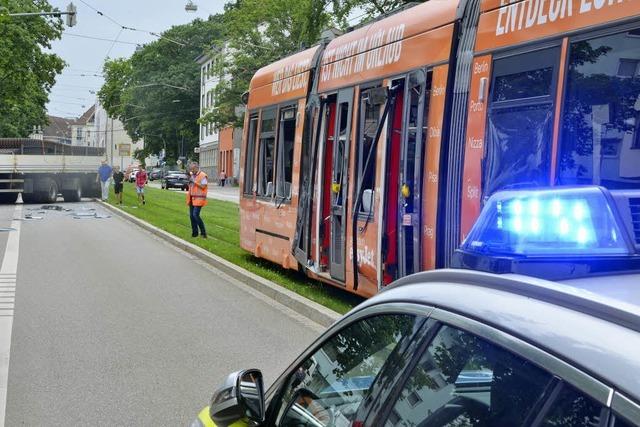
94,101,146,169
196,44,241,185
42,116,74,144
70,106,97,147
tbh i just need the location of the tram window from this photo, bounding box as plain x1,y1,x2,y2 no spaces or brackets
357,88,384,216
276,108,296,200
484,47,559,196
257,108,277,197
493,67,554,102
559,29,640,189
333,102,350,207
243,115,259,195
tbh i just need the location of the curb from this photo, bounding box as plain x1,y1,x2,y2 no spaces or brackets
97,200,341,328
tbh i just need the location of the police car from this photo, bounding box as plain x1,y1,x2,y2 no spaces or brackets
192,187,640,427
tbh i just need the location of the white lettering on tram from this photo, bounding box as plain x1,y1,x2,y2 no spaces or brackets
424,225,434,239
432,85,446,97
349,245,375,268
496,0,623,37
470,100,484,112
473,61,489,75
469,136,483,149
320,24,405,84
271,58,311,97
467,183,481,200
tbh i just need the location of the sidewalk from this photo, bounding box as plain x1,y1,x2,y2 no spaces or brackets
147,181,239,204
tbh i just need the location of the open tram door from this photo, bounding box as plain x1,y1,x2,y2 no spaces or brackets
380,70,430,284
329,88,354,283
398,70,430,278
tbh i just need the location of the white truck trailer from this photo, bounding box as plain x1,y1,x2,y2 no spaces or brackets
0,138,103,204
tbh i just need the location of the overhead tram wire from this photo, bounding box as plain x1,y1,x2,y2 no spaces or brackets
104,27,124,60
77,0,186,47
63,33,140,46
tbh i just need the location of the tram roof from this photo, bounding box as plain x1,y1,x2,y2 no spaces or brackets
248,46,320,109
317,0,460,92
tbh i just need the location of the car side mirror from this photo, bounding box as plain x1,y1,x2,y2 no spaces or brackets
209,369,265,427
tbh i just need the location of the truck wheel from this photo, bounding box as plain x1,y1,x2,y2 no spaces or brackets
0,193,18,204
41,179,58,204
62,184,82,203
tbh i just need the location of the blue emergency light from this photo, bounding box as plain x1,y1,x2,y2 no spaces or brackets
452,187,640,280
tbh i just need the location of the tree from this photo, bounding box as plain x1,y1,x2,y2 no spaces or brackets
202,0,427,130
0,0,65,137
99,15,225,161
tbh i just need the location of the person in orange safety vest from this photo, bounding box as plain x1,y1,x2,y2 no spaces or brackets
187,162,208,238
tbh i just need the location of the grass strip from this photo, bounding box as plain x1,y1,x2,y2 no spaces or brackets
109,183,363,314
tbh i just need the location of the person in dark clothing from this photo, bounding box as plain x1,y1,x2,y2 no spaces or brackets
113,166,125,205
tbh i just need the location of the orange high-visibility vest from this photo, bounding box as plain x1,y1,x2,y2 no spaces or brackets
187,171,208,207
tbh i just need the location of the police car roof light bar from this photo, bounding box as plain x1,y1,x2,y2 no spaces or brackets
452,186,640,281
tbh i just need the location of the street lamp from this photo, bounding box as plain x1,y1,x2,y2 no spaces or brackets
6,2,77,27
185,1,198,13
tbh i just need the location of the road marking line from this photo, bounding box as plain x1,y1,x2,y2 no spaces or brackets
0,204,21,427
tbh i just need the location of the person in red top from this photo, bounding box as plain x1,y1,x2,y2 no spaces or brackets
135,165,147,205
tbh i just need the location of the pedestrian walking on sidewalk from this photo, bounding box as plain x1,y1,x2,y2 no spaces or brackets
98,160,112,202
219,170,227,187
136,165,147,205
187,162,208,238
113,166,125,205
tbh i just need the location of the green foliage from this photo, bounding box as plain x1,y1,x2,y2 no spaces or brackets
0,0,65,137
99,16,225,160
202,0,333,128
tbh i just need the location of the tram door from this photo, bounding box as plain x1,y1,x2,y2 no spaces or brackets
330,88,354,282
398,70,429,277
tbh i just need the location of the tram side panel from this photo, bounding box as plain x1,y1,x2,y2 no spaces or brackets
459,0,640,241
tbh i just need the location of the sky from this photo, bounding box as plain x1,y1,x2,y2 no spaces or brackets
47,0,226,118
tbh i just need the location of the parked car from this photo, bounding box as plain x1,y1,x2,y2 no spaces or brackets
148,168,163,181
161,171,189,190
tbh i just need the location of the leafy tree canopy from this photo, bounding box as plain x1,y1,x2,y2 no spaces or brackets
0,0,65,137
99,15,225,160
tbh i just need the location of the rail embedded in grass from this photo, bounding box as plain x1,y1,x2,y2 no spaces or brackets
108,183,362,314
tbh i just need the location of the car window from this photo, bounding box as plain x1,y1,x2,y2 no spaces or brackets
539,383,602,426
274,314,421,427
382,324,554,427
615,415,638,427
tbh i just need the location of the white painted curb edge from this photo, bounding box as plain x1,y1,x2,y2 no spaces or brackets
98,201,341,328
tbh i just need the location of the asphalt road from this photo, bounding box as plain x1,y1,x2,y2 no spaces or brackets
1,201,322,426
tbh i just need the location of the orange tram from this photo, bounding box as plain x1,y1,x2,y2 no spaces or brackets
238,0,640,298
